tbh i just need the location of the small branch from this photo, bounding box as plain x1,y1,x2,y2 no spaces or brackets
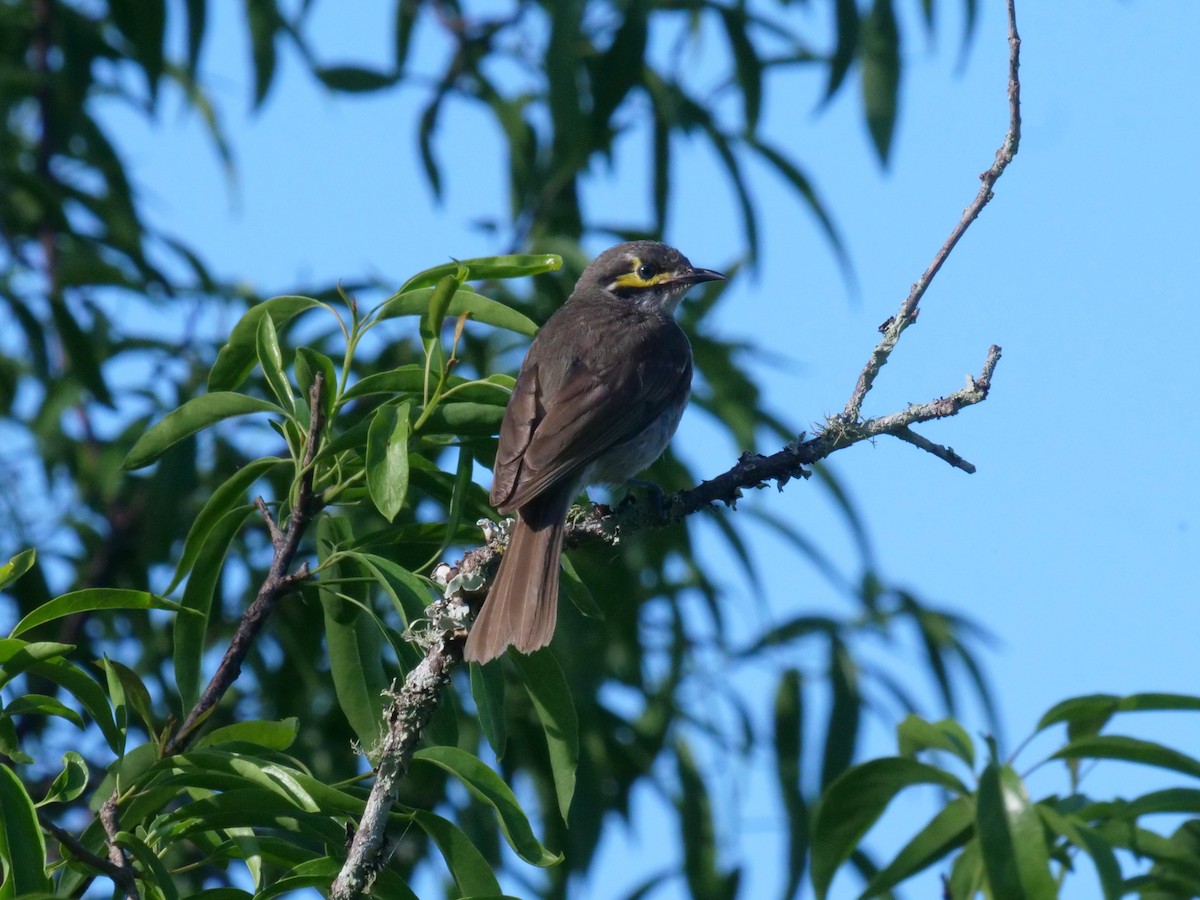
99,793,139,900
842,0,1021,424
331,609,465,900
255,496,285,549
892,427,975,474
165,373,327,756
40,810,130,885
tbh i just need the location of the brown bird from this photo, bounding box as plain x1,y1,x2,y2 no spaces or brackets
463,241,724,663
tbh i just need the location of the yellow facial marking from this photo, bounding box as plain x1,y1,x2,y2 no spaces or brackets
610,257,674,290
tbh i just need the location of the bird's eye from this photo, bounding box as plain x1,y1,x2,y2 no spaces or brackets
637,263,657,281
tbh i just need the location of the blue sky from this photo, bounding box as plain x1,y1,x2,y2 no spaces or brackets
100,1,1200,896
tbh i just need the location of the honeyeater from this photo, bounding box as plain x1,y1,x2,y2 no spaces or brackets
463,241,724,663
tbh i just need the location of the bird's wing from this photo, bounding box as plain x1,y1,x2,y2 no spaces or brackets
491,324,691,513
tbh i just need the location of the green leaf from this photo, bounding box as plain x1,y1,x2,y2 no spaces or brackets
860,795,974,897
411,810,503,897
514,649,579,822
3,694,84,731
315,65,399,92
340,365,428,403
896,714,975,768
1053,734,1200,780
110,0,166,99
124,393,284,469
374,285,539,337
295,347,337,421
366,402,411,522
175,506,255,709
39,751,88,806
194,718,299,751
820,637,860,789
102,653,128,754
1037,805,1122,900
245,0,280,108
0,549,35,592
675,740,738,899
774,668,808,900
209,295,322,391
0,640,74,688
394,0,418,70
413,746,561,866
0,716,28,764
99,658,157,741
115,830,177,900
1037,692,1200,739
719,7,762,131
317,517,388,757
256,313,295,412
810,757,967,899
49,298,112,406
26,658,121,754
861,0,901,164
399,253,561,292
417,401,506,436
559,552,603,620
0,764,52,894
976,763,1055,899
947,837,986,899
470,662,507,759
345,552,432,627
10,589,182,638
341,367,512,407
168,457,282,593
824,0,860,101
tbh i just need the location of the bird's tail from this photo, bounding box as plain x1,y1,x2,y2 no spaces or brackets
463,488,571,664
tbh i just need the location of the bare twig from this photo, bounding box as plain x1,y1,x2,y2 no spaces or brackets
99,793,139,899
843,0,1021,424
331,7,1024,896
164,373,327,756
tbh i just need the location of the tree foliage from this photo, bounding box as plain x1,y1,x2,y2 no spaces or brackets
4,1,1200,898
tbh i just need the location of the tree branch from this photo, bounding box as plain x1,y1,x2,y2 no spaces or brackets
164,372,327,756
99,793,139,900
331,5,1024,895
330,608,465,900
40,809,132,887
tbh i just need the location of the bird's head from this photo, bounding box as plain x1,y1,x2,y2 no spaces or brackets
580,241,725,314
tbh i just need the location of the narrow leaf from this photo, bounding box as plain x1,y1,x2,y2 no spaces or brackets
774,668,808,899
209,295,322,391
514,649,579,822
411,810,503,897
976,763,1055,900
375,286,538,337
10,589,182,638
124,393,283,469
861,0,901,164
0,549,36,592
167,457,281,593
399,254,561,292
810,757,967,899
39,751,88,806
0,764,52,894
365,402,411,522
470,661,508,759
413,746,562,866
256,314,295,412
175,506,255,709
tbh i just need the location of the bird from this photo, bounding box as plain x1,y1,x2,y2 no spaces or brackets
463,241,724,664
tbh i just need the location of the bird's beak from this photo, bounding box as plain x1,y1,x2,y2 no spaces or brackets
675,267,726,286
